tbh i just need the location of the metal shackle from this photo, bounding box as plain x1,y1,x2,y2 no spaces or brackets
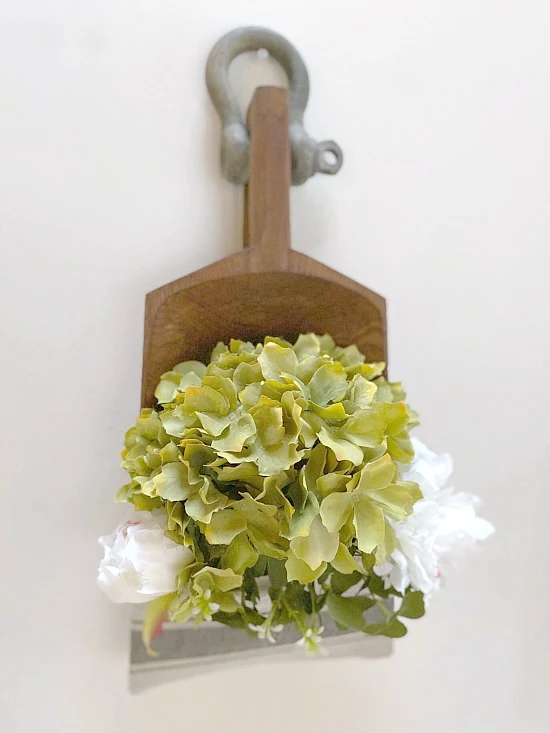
205,26,343,185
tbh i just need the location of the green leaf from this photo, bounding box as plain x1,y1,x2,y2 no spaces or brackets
361,553,376,572
330,569,363,595
367,574,391,598
326,593,375,631
267,558,287,589
398,590,425,619
142,593,175,656
212,611,248,629
364,619,408,638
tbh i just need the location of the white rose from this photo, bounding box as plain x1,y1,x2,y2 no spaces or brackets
375,438,494,597
97,510,194,603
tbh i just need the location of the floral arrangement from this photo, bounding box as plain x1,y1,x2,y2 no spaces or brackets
98,334,493,654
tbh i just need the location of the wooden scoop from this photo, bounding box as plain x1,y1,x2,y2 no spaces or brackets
141,86,386,407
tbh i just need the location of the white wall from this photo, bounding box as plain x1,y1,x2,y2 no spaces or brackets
2,2,549,732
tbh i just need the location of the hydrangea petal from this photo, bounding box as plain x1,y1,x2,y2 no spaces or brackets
353,498,385,554
284,492,319,539
204,509,247,545
173,361,207,379
356,453,396,493
308,363,348,406
211,413,256,452
290,515,339,570
285,551,327,583
343,409,386,448
317,425,363,465
257,342,298,380
331,542,361,574
293,333,321,359
320,491,354,532
222,533,258,574
143,462,192,501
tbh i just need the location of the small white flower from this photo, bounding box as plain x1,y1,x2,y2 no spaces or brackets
374,438,494,598
297,624,325,655
192,586,221,621
248,621,284,643
97,510,194,603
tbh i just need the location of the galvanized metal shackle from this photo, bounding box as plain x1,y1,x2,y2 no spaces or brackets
206,26,343,185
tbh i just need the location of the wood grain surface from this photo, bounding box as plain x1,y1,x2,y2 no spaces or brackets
141,87,386,407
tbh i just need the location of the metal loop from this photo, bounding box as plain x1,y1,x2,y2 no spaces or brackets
206,27,343,185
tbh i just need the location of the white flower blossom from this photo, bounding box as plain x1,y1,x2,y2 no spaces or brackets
192,588,220,621
296,624,326,655
97,510,194,603
248,620,284,643
375,438,494,597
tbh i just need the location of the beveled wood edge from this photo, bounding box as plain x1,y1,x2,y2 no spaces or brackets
145,249,386,314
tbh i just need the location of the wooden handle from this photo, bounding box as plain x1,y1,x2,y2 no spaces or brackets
245,87,291,270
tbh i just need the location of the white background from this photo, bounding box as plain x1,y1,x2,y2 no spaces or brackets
1,2,549,732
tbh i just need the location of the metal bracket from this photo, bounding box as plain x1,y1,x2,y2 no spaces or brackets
206,26,343,185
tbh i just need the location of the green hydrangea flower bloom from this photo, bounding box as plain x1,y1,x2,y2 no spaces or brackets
118,334,425,651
